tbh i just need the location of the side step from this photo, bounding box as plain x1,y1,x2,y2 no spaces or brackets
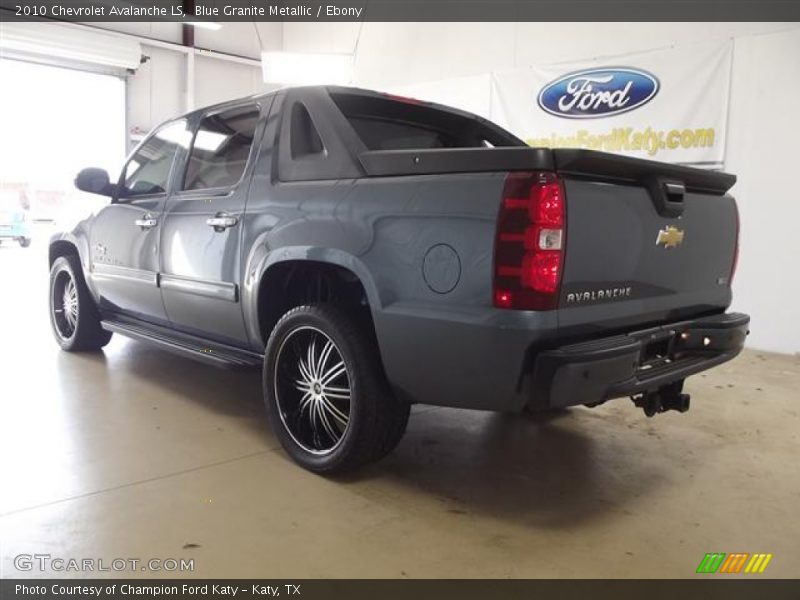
101,318,263,370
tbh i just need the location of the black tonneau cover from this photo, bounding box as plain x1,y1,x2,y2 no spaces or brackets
358,148,736,195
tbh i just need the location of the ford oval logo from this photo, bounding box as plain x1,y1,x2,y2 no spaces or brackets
538,67,660,119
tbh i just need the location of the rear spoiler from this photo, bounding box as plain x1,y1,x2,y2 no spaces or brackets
358,147,554,177
358,147,736,195
552,149,736,195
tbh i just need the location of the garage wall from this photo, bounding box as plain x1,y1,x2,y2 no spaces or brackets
725,28,800,355
282,22,800,355
282,22,793,86
126,43,274,135
126,45,185,134
92,22,281,136
193,54,269,107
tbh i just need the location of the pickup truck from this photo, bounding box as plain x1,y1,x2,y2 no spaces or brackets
0,190,32,247
49,86,749,473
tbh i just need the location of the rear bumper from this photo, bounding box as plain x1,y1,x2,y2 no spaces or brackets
531,312,750,408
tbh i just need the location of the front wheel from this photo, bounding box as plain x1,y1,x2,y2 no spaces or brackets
18,237,31,248
49,255,112,351
263,304,409,474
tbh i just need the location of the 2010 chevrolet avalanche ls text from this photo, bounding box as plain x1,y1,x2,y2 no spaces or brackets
48,86,749,473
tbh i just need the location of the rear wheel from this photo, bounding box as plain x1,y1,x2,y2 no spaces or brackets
18,237,31,248
49,255,112,351
264,304,409,474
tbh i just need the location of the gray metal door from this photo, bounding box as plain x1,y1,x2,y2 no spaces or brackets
159,101,268,345
89,119,190,324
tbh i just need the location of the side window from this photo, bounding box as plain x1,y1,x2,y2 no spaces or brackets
182,105,260,191
122,120,189,199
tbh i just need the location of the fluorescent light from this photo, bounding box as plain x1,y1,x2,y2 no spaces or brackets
0,22,141,70
186,21,222,31
261,52,352,85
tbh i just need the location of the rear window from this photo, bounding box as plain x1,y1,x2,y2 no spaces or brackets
347,118,451,150
330,92,523,151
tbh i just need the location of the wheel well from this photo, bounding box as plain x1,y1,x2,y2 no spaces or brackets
49,240,79,266
257,261,375,345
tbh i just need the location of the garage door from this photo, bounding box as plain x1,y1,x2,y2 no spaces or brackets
0,59,126,224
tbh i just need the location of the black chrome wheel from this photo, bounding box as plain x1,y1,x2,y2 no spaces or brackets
264,304,410,474
48,254,112,351
52,269,79,340
274,326,351,454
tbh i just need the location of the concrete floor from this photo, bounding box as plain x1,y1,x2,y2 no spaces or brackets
1,230,799,579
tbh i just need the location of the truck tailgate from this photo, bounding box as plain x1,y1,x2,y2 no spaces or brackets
554,150,738,335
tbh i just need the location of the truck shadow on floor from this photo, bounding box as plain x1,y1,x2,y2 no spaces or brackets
68,339,671,528
351,406,672,529
58,339,271,441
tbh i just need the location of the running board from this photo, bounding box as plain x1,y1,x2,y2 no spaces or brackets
101,319,263,370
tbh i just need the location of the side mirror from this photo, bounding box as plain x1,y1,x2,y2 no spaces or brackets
75,168,115,196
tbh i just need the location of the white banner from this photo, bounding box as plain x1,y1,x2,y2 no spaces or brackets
490,40,733,166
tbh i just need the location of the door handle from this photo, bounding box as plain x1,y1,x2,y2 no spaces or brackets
206,213,239,232
134,215,158,229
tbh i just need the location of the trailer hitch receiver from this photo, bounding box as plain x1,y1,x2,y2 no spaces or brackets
632,381,690,417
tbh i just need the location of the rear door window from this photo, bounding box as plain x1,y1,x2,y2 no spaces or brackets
182,105,260,191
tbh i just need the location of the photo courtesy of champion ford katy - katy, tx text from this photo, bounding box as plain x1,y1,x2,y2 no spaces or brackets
0,1,798,598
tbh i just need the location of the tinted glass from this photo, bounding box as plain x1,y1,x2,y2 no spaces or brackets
183,105,260,191
348,117,451,150
330,92,524,151
123,121,189,197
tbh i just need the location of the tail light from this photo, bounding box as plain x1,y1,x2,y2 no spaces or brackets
493,172,566,310
729,200,740,284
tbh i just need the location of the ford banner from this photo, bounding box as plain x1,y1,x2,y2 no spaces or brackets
490,40,733,166
536,67,660,119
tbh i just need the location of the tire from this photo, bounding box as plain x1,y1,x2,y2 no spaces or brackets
263,304,409,474
18,237,31,248
49,254,112,351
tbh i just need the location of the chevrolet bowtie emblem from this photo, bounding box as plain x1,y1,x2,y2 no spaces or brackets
656,225,685,249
